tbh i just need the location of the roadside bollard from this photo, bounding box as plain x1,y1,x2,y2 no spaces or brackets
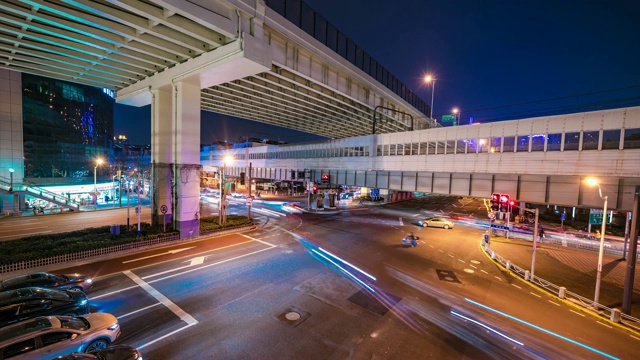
491,251,496,259
524,270,530,281
559,287,566,299
506,261,511,270
610,308,621,323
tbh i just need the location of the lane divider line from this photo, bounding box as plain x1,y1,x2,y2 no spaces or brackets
529,292,542,298
123,270,198,325
597,321,613,329
118,303,162,319
511,284,522,289
240,234,278,247
137,323,197,350
548,300,561,306
570,310,585,317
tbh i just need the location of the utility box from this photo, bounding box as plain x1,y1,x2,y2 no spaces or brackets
110,224,120,235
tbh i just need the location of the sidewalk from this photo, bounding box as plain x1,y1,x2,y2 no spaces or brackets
487,235,640,319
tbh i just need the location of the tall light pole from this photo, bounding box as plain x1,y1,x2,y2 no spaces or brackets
424,75,436,119
585,177,608,309
452,107,460,126
219,155,233,225
8,168,14,191
94,158,103,209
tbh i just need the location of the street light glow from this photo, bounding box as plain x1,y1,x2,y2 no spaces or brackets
585,177,599,186
96,158,104,166
452,107,459,114
223,155,233,165
424,75,433,83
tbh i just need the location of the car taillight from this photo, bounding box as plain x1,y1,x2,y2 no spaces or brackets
108,323,120,331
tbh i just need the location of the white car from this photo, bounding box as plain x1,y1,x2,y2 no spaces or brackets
417,217,454,229
0,313,120,359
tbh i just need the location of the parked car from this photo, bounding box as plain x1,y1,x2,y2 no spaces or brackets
54,345,142,360
0,272,93,293
0,287,90,327
0,313,120,359
417,217,454,229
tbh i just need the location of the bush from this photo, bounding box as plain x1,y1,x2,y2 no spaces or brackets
0,216,252,266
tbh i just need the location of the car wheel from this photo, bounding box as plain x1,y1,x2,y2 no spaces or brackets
85,339,108,352
70,286,84,292
443,225,450,229
422,223,428,227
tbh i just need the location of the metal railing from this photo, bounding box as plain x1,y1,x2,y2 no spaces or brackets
483,241,640,330
0,223,255,275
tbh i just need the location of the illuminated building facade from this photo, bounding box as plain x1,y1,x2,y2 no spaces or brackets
21,73,114,179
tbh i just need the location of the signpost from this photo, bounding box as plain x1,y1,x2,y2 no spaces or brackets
442,114,457,126
161,204,168,232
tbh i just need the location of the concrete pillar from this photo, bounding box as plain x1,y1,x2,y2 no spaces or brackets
151,87,174,227
173,79,202,238
559,286,566,299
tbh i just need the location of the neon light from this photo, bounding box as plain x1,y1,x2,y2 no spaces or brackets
318,247,377,281
465,298,619,360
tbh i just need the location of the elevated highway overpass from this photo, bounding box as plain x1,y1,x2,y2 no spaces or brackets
205,106,640,212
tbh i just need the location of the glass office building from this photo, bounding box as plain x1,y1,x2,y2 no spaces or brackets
21,74,114,179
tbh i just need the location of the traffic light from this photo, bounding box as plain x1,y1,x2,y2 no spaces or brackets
509,200,516,212
240,172,245,185
499,194,510,212
490,193,500,211
321,174,329,184
312,185,318,194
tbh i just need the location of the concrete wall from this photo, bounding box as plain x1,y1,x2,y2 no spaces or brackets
0,69,22,212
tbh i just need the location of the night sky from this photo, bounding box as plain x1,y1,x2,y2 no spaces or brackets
115,0,640,145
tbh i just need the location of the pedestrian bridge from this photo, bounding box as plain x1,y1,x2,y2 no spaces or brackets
204,106,640,212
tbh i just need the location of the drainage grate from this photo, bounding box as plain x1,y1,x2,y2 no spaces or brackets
348,289,400,316
436,269,460,283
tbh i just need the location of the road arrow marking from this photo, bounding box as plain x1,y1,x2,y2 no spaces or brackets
186,256,206,266
122,247,195,263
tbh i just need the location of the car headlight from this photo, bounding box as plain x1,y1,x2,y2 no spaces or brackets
80,299,88,306
84,278,93,284
108,323,120,331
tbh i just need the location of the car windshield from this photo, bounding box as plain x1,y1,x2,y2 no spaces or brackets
59,316,90,331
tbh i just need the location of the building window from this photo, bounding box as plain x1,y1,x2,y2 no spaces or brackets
411,143,419,155
445,140,455,154
516,135,530,152
531,134,545,152
564,132,580,151
419,142,428,155
427,142,436,155
456,139,466,154
601,129,621,150
478,138,490,153
623,128,640,149
490,137,501,153
547,133,562,151
582,131,599,150
503,136,515,152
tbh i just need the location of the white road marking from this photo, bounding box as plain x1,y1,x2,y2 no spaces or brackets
412,213,421,217
597,321,613,329
470,260,481,264
470,265,477,269
570,310,585,317
123,270,197,325
438,250,444,253
529,292,542,298
494,276,502,281
630,335,640,341
187,256,206,266
448,254,454,258
457,259,465,263
240,234,277,247
118,303,162,319
511,284,521,289
548,300,561,306
429,245,435,248
137,323,197,350
481,270,488,274
122,247,195,263
399,217,404,226
90,285,139,299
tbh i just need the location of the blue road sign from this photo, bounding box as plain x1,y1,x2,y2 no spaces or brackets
490,224,510,231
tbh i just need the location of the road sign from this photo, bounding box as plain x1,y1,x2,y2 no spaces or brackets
160,204,167,214
490,224,510,231
589,209,603,224
442,114,455,123
246,197,253,205
488,212,495,220
371,188,380,197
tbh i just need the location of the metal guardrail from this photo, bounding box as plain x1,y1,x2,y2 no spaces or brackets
483,241,640,330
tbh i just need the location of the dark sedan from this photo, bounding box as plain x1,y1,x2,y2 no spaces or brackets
0,287,90,327
0,271,93,293
54,345,143,360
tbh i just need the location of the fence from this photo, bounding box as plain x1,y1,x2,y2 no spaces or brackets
483,240,640,331
0,224,255,275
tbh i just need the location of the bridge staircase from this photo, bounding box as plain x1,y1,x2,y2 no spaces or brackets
0,176,80,211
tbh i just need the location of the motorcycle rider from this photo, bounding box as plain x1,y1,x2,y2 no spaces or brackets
405,232,418,247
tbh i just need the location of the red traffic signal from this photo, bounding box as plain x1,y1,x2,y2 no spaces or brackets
491,193,500,202
312,185,318,194
499,194,509,203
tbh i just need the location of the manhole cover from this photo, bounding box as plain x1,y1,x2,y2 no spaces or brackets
348,289,400,316
285,312,300,321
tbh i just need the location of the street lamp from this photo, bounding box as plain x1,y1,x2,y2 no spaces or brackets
8,168,14,191
452,107,460,126
219,155,233,225
424,75,436,119
585,177,608,309
94,158,103,191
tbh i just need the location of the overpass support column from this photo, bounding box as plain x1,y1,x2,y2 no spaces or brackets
151,80,202,238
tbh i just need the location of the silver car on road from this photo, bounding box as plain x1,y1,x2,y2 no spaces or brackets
417,217,454,229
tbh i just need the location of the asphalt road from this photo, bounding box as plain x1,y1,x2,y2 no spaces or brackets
1,198,637,359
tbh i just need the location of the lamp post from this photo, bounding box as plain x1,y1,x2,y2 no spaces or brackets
219,155,233,225
452,107,460,126
94,159,103,209
424,75,436,119
8,168,14,191
585,177,608,309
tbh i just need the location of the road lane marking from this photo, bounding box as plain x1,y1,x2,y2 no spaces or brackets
118,303,162,319
481,270,488,274
494,276,502,281
511,284,521,289
470,264,477,269
145,247,275,282
137,323,197,350
90,285,139,299
412,213,420,217
529,292,542,298
631,335,640,341
429,245,435,248
438,250,444,253
124,270,197,325
448,254,454,258
240,234,277,247
596,321,613,329
570,310,585,317
548,300,561,306
457,259,465,263
122,247,195,263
